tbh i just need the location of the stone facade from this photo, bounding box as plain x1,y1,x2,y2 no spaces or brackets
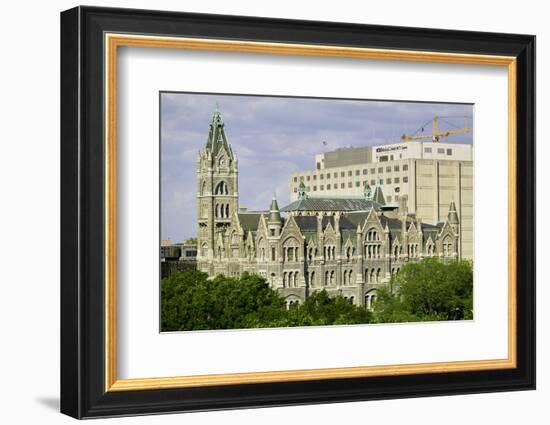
196,110,461,307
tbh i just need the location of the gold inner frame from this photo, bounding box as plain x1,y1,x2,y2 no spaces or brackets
104,33,517,392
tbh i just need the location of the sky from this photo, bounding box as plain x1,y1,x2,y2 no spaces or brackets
161,92,473,243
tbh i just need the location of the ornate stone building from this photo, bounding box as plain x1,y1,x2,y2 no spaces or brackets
196,110,460,307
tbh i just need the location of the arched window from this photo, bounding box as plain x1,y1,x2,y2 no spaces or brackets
324,243,336,260
258,239,266,262
442,236,453,257
365,268,370,283
225,204,229,218
287,299,300,309
283,272,287,288
426,241,434,257
343,270,348,285
349,270,354,285
283,238,300,262
325,271,329,286
310,271,315,287
365,290,377,310
330,270,335,285
367,229,379,241
376,268,381,282
365,228,382,260
408,243,417,257
214,181,228,195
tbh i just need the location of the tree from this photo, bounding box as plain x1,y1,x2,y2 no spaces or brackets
161,271,373,331
373,258,473,323
295,290,373,326
161,270,286,331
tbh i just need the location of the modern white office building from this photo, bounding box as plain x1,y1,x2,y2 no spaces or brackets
290,141,473,259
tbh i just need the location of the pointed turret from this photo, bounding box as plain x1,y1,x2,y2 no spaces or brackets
268,193,282,225
447,200,459,225
447,200,459,235
267,194,283,238
372,177,386,205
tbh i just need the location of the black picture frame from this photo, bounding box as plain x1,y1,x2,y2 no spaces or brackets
60,5,536,419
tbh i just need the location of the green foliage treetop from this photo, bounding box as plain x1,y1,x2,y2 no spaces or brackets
161,258,473,332
374,258,473,323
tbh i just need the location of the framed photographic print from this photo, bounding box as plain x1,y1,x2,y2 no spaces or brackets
60,6,536,419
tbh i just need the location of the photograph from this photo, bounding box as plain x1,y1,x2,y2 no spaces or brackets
57,5,536,419
160,92,474,332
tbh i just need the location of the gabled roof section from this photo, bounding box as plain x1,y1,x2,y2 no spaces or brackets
237,212,267,233
343,211,371,228
281,197,383,213
293,215,318,232
378,215,404,231
420,222,440,232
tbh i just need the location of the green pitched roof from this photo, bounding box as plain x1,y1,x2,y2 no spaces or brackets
237,212,265,232
281,197,383,213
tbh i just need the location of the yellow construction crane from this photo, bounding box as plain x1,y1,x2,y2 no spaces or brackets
400,115,472,143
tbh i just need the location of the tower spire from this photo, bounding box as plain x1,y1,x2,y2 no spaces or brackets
268,193,282,224
447,199,459,224
371,177,386,205
205,105,230,157
196,109,239,268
